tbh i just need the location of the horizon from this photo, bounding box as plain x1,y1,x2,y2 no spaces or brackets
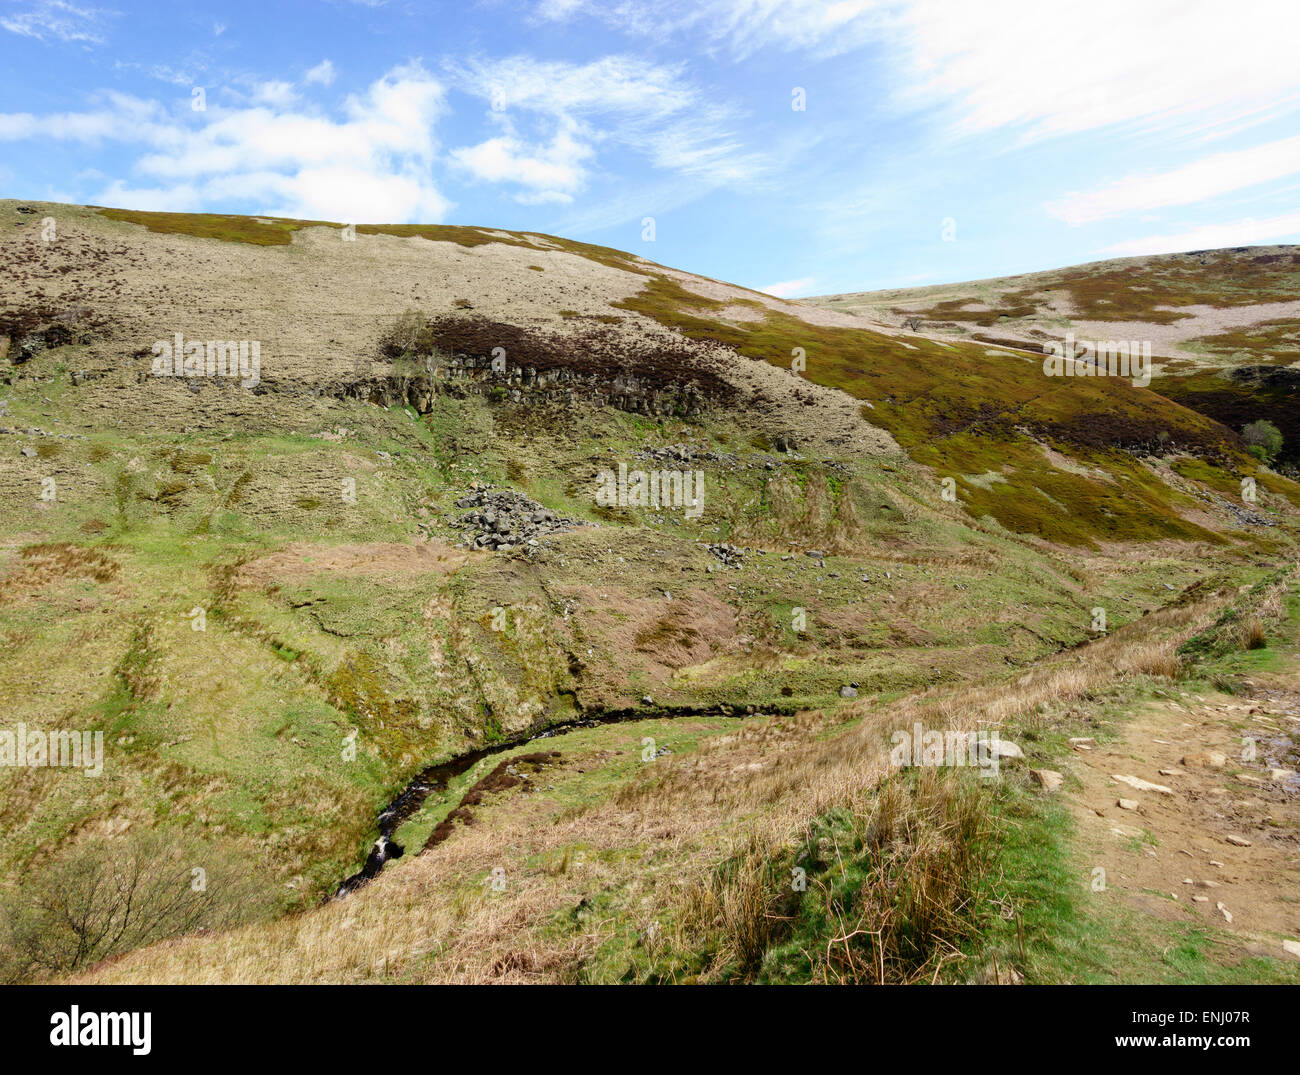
2,1,1299,297
18,195,1300,299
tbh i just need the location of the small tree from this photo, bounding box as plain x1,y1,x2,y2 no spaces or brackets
1242,419,1283,463
0,831,271,982
378,308,435,360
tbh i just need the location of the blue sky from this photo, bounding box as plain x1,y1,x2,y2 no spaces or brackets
2,0,1299,296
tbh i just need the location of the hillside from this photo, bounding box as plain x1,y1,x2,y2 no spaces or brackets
2,202,1298,984
808,247,1300,463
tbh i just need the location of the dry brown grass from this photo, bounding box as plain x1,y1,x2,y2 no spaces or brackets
0,543,119,605
804,769,993,985
1241,617,1268,650
67,594,1227,985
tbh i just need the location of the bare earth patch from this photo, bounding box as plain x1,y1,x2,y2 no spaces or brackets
1067,677,1300,962
239,540,473,587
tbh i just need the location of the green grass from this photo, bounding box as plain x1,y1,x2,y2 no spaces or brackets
1185,319,1300,366
613,274,1252,546
95,207,342,245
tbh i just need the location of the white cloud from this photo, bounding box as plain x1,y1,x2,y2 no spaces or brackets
452,122,593,193
0,92,169,141
451,54,696,118
250,81,298,108
0,64,452,224
305,60,336,87
533,0,887,57
539,1,1300,141
761,277,816,298
1046,135,1300,225
1,0,112,44
890,0,1300,140
514,190,574,205
1100,211,1300,257
447,53,767,194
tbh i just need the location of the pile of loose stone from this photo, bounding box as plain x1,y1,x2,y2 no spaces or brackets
452,484,579,550
706,542,746,568
1216,496,1276,528
637,443,728,465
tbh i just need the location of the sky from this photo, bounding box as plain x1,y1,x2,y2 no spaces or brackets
2,0,1299,297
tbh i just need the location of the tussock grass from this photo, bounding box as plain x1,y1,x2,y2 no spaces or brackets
641,595,1223,982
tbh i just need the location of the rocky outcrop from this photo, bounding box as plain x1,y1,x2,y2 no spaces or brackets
325,352,713,418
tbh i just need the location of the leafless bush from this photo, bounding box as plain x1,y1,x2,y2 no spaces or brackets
0,830,273,982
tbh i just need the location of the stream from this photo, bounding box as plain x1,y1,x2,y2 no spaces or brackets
332,702,787,898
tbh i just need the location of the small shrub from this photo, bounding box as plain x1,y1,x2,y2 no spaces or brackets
378,308,436,360
1242,419,1283,463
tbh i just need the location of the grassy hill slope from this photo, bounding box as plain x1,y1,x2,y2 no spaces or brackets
0,202,1296,982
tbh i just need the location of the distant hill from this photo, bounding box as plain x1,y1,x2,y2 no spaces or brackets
807,246,1300,462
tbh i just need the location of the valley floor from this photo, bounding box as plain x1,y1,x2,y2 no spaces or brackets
68,570,1300,985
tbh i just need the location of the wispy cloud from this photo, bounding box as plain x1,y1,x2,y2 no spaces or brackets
451,117,592,200
532,0,889,58
1,0,113,43
305,60,336,87
890,0,1300,140
1047,135,1300,225
538,1,1300,144
760,277,816,297
1101,210,1300,257
446,53,768,191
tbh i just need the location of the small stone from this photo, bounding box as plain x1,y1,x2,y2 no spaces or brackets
1029,769,1064,792
1192,895,1209,903
1225,834,1252,847
1282,940,1300,958
1216,901,1233,923
1068,737,1096,750
1113,774,1174,795
1181,751,1227,769
839,685,858,699
1117,798,1140,810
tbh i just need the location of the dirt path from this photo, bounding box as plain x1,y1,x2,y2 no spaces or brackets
1066,669,1300,964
